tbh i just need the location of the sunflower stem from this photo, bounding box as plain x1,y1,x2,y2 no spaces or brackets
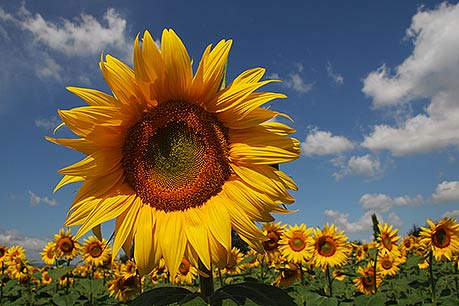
428,250,437,305
198,259,214,304
455,262,459,302
325,265,333,297
299,263,304,285
373,249,378,294
217,268,223,287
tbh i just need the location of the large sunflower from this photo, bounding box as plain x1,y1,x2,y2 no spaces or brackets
311,223,350,270
47,29,299,276
420,217,459,262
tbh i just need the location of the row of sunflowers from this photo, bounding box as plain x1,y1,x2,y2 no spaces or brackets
1,217,458,305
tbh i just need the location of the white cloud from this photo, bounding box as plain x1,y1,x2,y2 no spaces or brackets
28,190,57,206
18,7,130,58
332,154,383,180
361,3,459,155
35,116,61,130
0,228,48,262
359,193,423,212
271,64,314,94
324,210,377,233
432,181,459,203
301,129,354,156
442,210,459,218
326,62,344,85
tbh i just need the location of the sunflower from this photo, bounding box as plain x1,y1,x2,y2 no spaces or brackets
41,241,57,265
353,262,382,295
221,247,245,275
420,217,459,262
245,249,261,269
47,29,299,277
262,221,286,262
107,269,141,302
401,235,418,254
172,257,198,285
41,271,52,285
5,246,27,267
0,245,7,264
311,223,350,270
273,262,301,287
54,228,80,260
377,249,401,277
81,236,112,267
376,223,401,257
278,224,314,265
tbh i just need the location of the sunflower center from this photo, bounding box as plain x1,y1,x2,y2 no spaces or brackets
289,235,306,252
122,101,231,212
381,257,393,270
264,231,281,251
88,244,103,258
382,235,393,251
58,238,74,253
362,273,375,288
432,228,450,248
179,259,190,275
317,236,337,257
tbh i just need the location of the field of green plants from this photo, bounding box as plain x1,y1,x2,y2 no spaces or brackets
1,217,459,306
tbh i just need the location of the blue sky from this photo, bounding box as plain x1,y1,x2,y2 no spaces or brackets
1,1,459,261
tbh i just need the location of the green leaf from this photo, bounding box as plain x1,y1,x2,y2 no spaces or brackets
353,294,386,306
129,286,197,306
405,255,424,269
212,282,296,306
52,292,80,306
47,266,74,281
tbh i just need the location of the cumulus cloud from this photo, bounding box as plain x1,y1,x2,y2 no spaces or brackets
432,181,459,203
361,3,459,155
332,154,383,180
301,129,354,156
324,210,378,233
35,116,61,130
0,228,48,262
0,4,131,84
442,210,459,218
271,63,314,94
28,190,57,206
359,193,423,212
326,62,344,85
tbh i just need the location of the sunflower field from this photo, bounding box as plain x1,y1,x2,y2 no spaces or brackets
1,217,459,305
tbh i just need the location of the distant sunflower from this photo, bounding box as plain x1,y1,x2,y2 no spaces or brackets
278,224,314,265
377,249,401,277
353,262,382,295
81,236,112,267
311,224,350,270
41,271,52,285
172,257,197,285
262,222,286,262
5,246,26,265
41,241,57,265
54,228,80,260
0,245,7,264
221,247,245,275
47,29,299,277
401,235,418,254
420,217,459,261
377,223,401,256
273,262,301,287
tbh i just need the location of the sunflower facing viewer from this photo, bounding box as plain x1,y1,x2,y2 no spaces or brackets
48,29,299,276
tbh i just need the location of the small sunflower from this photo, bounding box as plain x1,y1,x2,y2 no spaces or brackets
278,224,314,265
172,257,197,285
376,223,401,257
5,246,26,265
41,271,52,285
420,217,459,262
332,269,346,281
353,262,382,295
0,245,7,264
41,241,57,265
401,235,418,254
48,29,299,277
54,228,80,260
107,274,141,302
221,247,245,275
377,249,401,277
81,236,112,267
273,262,301,287
311,224,350,270
262,221,286,262
245,249,261,269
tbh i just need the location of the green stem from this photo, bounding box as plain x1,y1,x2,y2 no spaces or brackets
217,268,223,287
325,265,333,297
373,249,379,294
198,260,214,304
299,263,304,286
1,262,4,303
455,263,459,302
428,251,437,305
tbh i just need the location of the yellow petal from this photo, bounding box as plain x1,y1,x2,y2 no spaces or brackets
113,197,142,259
134,205,157,276
58,150,122,178
53,174,84,193
229,140,300,165
66,86,117,106
183,208,211,270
